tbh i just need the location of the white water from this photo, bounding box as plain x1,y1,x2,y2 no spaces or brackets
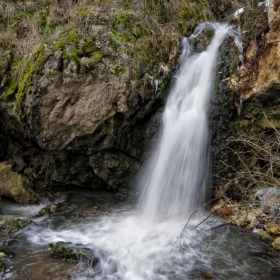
138,23,230,221
15,23,233,279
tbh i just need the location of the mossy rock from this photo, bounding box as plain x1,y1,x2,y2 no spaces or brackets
0,218,32,240
0,162,39,204
49,242,99,266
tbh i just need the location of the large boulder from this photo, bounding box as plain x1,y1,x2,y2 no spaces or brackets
0,162,38,204
0,0,213,191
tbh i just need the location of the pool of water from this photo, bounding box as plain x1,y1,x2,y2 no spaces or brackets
0,190,279,280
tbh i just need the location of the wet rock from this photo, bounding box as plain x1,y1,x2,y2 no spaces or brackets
265,223,280,235
256,229,272,241
272,237,280,250
210,36,237,186
0,162,39,204
0,259,4,272
49,242,98,266
49,204,58,213
0,218,32,240
37,204,59,217
89,151,140,190
0,252,5,273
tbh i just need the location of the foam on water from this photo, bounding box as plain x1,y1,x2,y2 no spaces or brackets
24,210,212,279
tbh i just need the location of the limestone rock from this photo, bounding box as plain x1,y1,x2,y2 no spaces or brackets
0,218,32,240
230,0,280,98
268,0,280,31
256,229,272,240
272,237,280,250
265,223,280,235
0,162,39,204
255,188,280,216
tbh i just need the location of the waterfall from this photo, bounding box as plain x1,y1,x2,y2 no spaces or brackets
21,23,233,280
138,23,230,221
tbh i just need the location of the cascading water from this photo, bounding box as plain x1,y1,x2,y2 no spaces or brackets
138,23,230,221
6,23,276,280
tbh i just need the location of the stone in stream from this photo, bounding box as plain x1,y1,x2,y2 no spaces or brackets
49,241,99,267
0,259,4,273
272,237,280,250
0,218,32,240
265,223,280,235
0,252,5,273
37,204,59,217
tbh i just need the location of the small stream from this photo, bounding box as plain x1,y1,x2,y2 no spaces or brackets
0,189,279,280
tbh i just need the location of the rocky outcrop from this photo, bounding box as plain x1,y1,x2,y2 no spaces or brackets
0,0,213,192
230,0,280,98
212,0,280,192
0,162,39,204
211,0,280,249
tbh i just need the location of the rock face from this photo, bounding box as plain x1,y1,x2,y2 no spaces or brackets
230,0,280,99
0,162,38,204
0,0,214,191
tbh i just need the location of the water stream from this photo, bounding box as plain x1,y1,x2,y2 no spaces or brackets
1,23,280,279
